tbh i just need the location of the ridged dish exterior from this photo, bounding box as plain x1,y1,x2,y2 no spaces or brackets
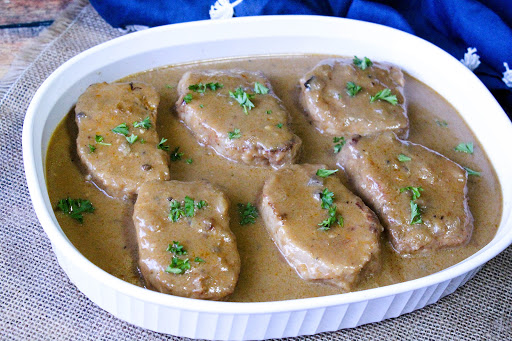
54,244,479,340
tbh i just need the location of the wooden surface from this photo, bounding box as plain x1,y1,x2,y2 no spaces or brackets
0,0,73,78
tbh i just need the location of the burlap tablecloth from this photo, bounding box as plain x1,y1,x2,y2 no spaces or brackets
0,1,511,339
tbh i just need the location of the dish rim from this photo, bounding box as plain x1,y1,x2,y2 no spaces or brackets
22,15,512,315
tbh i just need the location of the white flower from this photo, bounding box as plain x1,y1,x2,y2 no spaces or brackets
503,62,512,88
460,47,481,71
209,0,244,20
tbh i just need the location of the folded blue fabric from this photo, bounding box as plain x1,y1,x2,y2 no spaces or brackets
89,0,512,116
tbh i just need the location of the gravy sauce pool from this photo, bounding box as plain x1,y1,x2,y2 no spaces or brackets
46,55,502,302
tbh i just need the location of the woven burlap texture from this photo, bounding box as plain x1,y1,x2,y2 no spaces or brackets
0,1,511,340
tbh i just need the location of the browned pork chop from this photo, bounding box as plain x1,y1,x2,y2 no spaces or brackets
176,70,302,168
300,58,408,137
75,82,170,199
338,132,473,254
133,180,240,300
259,164,382,291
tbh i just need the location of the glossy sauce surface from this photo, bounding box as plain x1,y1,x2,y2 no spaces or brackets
46,55,502,302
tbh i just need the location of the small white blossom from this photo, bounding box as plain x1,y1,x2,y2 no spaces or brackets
118,25,149,34
460,47,481,71
210,0,244,20
503,62,512,87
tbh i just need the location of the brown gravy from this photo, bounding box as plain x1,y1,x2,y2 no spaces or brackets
46,55,502,302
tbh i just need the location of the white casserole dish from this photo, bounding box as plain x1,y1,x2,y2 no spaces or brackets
22,16,512,340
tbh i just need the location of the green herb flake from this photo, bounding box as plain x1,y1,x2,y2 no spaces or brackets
168,199,185,222
410,201,422,225
167,241,187,255
320,188,335,209
185,158,193,164
454,142,474,154
183,93,193,104
165,257,190,274
88,144,96,153
126,134,138,144
157,137,170,151
170,147,184,161
196,200,207,209
228,128,241,140
266,110,272,114
400,186,424,201
165,84,174,89
229,87,255,114
56,198,95,223
276,123,283,129
184,196,196,217
346,81,362,97
333,136,346,154
188,82,223,93
112,123,130,136
398,154,411,162
464,166,481,177
199,104,204,108
133,117,152,129
95,135,111,146
194,257,205,263
436,120,448,127
316,169,338,178
353,56,373,70
318,204,343,231
238,203,259,225
140,139,146,144
370,88,398,105
254,82,269,94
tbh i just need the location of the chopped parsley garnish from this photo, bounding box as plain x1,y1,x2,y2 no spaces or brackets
194,257,205,263
199,104,204,108
464,166,481,177
167,241,187,255
185,158,193,164
400,186,424,225
370,88,398,105
353,56,373,70
229,87,255,114
169,200,185,222
112,123,129,136
318,204,343,231
276,123,283,129
88,144,96,153
254,82,269,94
454,142,474,154
165,257,190,274
316,169,338,178
56,198,95,223
410,201,422,225
317,188,343,231
133,117,152,129
228,128,241,140
346,81,362,97
95,135,111,146
170,147,184,161
157,138,170,151
188,82,223,93
436,120,448,127
400,186,423,200
333,136,346,153
140,139,146,144
168,196,207,222
320,188,335,209
183,93,193,104
165,84,174,89
196,200,207,209
398,154,411,162
266,110,272,114
238,203,258,225
126,134,138,144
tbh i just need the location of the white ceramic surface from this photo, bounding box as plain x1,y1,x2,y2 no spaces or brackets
23,16,512,340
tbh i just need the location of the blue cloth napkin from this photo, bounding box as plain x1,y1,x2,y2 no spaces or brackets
89,0,512,116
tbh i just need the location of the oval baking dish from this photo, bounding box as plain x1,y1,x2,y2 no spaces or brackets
22,16,512,340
